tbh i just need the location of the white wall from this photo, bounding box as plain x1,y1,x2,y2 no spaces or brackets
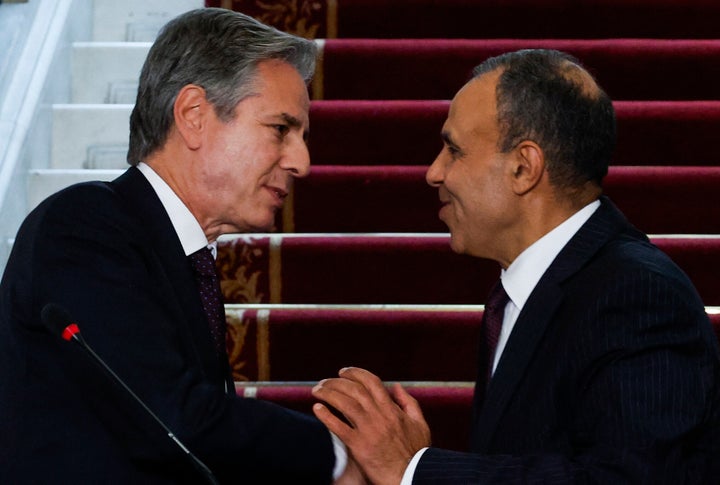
0,0,92,267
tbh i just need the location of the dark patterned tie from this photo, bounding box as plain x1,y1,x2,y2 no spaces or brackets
482,280,509,380
188,247,227,355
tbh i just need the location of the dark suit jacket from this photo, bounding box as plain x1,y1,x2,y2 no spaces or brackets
415,197,720,484
0,167,335,483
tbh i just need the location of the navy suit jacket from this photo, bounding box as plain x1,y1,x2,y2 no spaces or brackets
0,167,335,483
415,197,720,484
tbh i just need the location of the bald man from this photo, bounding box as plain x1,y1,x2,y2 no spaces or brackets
312,49,720,484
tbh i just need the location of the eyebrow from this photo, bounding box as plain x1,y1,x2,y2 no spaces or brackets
280,112,309,140
441,131,460,151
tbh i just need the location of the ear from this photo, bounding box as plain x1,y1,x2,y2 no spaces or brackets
173,84,209,150
510,140,545,195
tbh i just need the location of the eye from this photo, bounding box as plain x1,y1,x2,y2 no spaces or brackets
273,124,289,137
446,144,462,159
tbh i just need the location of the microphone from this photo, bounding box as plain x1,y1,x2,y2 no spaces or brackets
41,303,220,485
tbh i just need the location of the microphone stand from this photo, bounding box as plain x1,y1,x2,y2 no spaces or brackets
43,304,220,485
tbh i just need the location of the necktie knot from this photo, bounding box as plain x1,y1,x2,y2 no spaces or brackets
486,280,509,314
483,280,509,379
189,247,217,278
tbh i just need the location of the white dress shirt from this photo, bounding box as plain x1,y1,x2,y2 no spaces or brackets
137,162,211,256
401,199,601,484
136,163,347,479
493,199,600,374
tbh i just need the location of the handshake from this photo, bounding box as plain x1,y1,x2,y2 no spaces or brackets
313,367,432,485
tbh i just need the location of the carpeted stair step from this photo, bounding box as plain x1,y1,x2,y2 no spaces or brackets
216,235,720,306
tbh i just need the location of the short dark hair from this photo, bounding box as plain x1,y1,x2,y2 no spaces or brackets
127,8,318,165
473,49,616,189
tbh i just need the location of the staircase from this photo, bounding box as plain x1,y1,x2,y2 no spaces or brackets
2,0,720,452
209,0,720,451
27,0,204,215
0,0,203,264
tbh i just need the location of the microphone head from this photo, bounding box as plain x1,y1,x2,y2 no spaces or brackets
41,303,79,341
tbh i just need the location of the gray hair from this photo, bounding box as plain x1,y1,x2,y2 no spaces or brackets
473,49,616,190
127,8,318,165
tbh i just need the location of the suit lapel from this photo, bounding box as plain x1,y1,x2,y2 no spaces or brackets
471,280,564,451
109,168,222,377
472,197,637,451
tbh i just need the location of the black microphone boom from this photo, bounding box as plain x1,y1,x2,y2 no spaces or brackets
41,303,220,485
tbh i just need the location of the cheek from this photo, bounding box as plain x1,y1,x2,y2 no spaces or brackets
206,144,266,192
451,174,507,231
447,168,484,214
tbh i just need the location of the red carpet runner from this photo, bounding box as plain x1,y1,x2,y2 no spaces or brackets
206,0,720,452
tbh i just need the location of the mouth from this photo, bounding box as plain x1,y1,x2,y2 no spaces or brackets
265,186,288,207
438,198,451,220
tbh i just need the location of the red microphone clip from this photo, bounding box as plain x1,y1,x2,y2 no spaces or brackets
61,323,80,341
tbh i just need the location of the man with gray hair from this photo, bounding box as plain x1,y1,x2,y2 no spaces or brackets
0,8,346,483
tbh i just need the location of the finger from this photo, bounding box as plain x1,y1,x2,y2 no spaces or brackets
389,384,432,448
313,402,354,443
313,379,370,427
319,372,391,417
313,378,362,401
339,367,394,407
314,377,377,414
389,383,424,421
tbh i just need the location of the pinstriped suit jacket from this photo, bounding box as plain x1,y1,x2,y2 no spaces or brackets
415,197,720,484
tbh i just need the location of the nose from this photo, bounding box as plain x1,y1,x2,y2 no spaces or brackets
281,136,311,178
426,151,446,187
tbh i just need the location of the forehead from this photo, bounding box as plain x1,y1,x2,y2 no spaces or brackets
248,59,310,119
445,70,501,139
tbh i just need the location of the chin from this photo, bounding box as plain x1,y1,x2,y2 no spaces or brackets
231,222,272,234
252,216,278,233
246,223,275,233
448,233,466,255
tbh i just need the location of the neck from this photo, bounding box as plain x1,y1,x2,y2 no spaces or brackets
499,185,600,268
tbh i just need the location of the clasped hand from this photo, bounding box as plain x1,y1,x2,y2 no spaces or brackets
312,367,432,485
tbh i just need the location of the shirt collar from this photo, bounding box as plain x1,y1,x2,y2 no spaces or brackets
501,199,600,311
136,162,213,257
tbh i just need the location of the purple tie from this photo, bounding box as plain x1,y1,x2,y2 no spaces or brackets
482,280,509,379
188,247,227,355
